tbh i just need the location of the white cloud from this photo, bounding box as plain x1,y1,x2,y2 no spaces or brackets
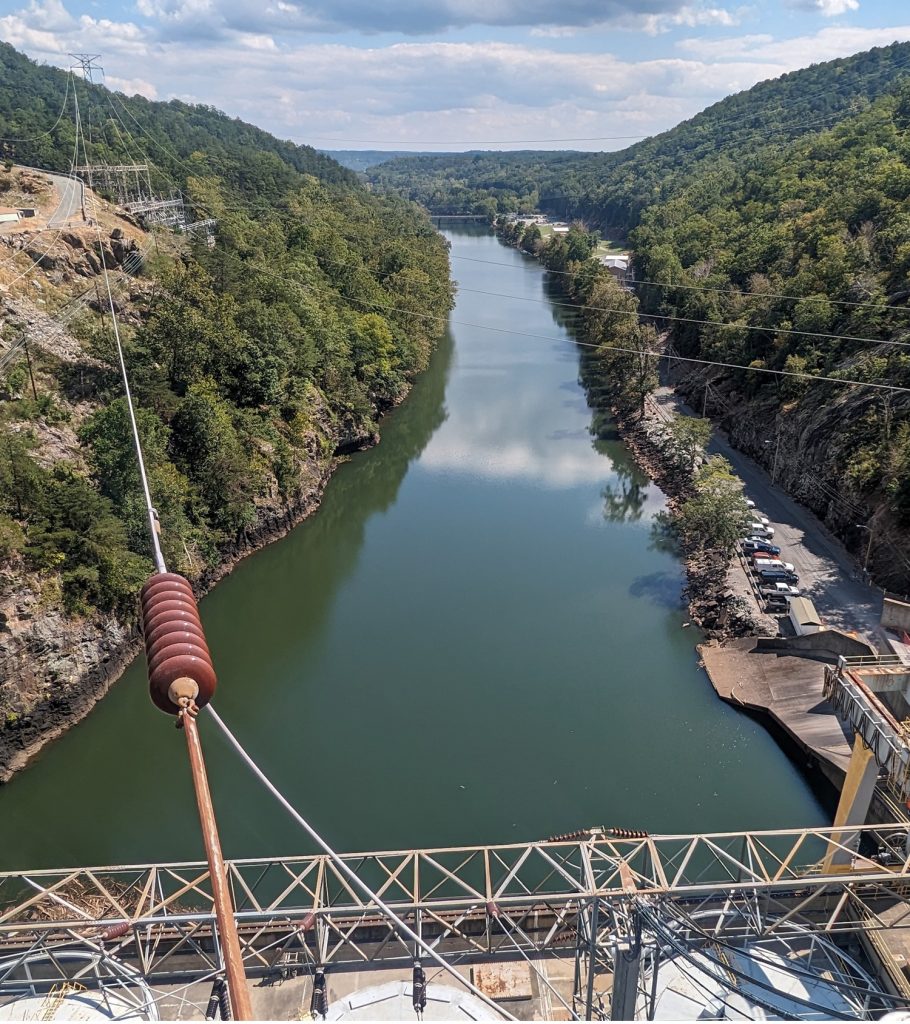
125,0,705,35
679,23,910,62
2,0,908,153
640,3,743,34
789,0,860,16
105,75,159,99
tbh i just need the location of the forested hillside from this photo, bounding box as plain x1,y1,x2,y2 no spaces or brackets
0,44,453,767
0,42,354,198
369,42,910,232
371,42,910,588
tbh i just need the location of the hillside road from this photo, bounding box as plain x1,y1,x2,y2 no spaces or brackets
650,387,884,644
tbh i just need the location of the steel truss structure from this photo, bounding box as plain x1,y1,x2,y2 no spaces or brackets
825,655,910,802
4,823,910,999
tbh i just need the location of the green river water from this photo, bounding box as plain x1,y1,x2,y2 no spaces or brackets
0,227,826,870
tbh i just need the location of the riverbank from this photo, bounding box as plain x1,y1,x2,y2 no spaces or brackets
606,400,765,641
0,417,382,784
491,222,763,641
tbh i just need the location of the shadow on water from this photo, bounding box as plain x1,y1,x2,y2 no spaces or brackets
0,328,455,871
629,572,686,610
203,324,455,670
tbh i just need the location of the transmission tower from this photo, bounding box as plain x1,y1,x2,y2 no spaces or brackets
68,53,103,85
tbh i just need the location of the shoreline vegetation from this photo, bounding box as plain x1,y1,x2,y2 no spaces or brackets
493,215,759,641
0,42,454,782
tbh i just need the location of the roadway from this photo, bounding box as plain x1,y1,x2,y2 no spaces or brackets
649,387,884,644
45,170,83,227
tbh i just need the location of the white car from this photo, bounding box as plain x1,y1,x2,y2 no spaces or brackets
756,514,771,526
745,499,756,509
753,558,795,573
747,522,775,537
761,583,799,597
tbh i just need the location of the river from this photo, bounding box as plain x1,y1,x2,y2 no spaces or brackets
0,226,826,870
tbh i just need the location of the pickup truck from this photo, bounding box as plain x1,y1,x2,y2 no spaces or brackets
761,583,800,597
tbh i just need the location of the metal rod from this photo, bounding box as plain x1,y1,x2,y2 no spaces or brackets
23,338,38,401
182,714,252,1020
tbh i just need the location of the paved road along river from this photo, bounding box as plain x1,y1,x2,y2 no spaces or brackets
0,226,826,870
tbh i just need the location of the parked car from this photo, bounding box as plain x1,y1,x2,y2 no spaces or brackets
764,596,790,612
742,538,781,556
758,567,799,584
747,522,775,538
745,499,756,509
755,514,771,526
761,583,800,597
752,557,796,573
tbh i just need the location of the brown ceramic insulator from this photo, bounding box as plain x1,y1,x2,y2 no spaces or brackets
148,638,212,677
141,575,217,715
145,617,208,651
143,600,201,637
142,587,196,619
140,572,195,610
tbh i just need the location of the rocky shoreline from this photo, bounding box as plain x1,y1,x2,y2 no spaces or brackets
606,406,764,642
0,431,374,784
489,223,760,642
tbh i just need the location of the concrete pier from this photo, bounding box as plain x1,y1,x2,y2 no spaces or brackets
699,637,851,787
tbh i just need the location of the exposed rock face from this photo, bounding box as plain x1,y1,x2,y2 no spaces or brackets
3,227,142,284
678,374,910,595
0,224,390,783
0,580,141,782
0,452,346,783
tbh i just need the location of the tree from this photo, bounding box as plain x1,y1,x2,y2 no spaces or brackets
676,456,751,555
665,414,712,473
171,379,259,535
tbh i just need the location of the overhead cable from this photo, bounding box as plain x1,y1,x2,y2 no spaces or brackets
0,73,71,142
447,253,910,315
73,72,166,574
452,284,910,351
205,704,518,1023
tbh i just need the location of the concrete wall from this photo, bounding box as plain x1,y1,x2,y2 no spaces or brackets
883,597,910,634
756,630,875,660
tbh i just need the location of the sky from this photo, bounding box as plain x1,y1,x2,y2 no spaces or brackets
1,0,909,151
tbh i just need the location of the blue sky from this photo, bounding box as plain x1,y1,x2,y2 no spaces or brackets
1,0,909,150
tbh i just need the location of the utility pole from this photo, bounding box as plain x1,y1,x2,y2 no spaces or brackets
69,53,102,85
23,338,37,401
856,523,875,574
69,54,103,195
764,436,780,485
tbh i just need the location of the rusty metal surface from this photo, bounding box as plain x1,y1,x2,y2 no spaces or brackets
183,713,252,1019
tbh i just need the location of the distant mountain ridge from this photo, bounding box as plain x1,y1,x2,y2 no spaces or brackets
322,150,443,172
368,41,910,233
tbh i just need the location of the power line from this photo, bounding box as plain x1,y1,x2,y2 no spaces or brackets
73,67,166,574
456,283,910,351
337,112,853,150
448,253,910,315
341,292,910,392
206,704,519,1023
349,47,910,153
97,78,910,395
101,84,910,360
